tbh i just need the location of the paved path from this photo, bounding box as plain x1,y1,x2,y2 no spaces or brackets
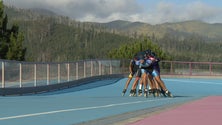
0,78,221,125
129,96,222,125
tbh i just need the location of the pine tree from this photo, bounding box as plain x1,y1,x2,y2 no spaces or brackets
0,1,26,60
7,31,26,60
0,0,3,26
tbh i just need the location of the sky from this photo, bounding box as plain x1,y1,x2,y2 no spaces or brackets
3,0,222,24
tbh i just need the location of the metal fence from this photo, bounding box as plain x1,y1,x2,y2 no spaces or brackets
159,61,222,76
1,59,222,88
0,59,122,88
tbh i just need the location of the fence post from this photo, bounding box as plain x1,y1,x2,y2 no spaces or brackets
110,60,112,74
19,63,22,88
91,60,93,77
170,61,173,75
2,62,5,88
84,61,86,78
189,62,192,76
67,63,70,81
76,62,78,80
209,63,212,75
99,61,101,75
47,64,50,85
58,64,60,83
34,64,37,87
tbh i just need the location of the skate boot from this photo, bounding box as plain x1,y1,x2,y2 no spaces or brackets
129,89,136,97
160,89,167,97
132,89,137,97
148,89,153,96
138,89,143,96
165,90,173,98
129,89,133,96
153,89,160,97
153,89,158,97
144,88,148,98
122,89,127,96
156,89,160,97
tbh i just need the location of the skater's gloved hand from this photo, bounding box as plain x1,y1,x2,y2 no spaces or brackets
129,73,133,78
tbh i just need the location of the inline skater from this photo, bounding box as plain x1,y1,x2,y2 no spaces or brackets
128,51,146,97
146,50,173,97
122,55,140,96
129,51,155,98
138,57,151,98
134,53,159,98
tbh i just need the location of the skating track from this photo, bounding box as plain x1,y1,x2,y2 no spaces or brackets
0,78,222,125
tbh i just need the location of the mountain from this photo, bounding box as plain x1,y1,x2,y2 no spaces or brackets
102,20,222,41
6,5,222,42
30,8,57,16
162,21,222,41
4,6,135,62
3,5,222,62
102,20,149,30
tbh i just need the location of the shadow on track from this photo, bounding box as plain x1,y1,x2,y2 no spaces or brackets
35,78,122,96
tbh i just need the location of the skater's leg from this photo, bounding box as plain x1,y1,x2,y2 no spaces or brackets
129,77,139,96
154,75,173,97
122,75,133,96
138,77,143,96
142,73,148,98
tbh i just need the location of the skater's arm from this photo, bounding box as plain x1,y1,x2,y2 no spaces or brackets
129,60,134,74
139,59,152,68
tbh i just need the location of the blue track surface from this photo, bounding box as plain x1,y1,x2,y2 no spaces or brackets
0,78,222,125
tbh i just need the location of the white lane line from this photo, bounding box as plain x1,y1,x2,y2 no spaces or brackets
163,79,222,85
0,98,171,121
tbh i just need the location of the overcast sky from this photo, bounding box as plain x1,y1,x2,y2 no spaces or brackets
3,0,222,24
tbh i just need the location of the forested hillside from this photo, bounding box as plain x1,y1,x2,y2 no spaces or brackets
5,6,135,62
4,5,222,62
102,20,222,41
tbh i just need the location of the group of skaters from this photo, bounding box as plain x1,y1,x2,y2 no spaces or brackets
122,49,173,98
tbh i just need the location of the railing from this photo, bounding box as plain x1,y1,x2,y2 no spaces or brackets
159,61,222,77
0,59,122,88
1,59,222,88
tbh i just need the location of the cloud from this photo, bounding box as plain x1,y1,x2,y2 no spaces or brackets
4,0,143,22
142,1,222,24
3,0,222,24
184,2,222,22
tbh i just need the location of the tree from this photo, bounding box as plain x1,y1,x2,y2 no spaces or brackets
7,31,26,60
0,0,3,26
0,1,26,60
107,37,171,60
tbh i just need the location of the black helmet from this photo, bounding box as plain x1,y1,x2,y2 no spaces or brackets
133,54,139,60
145,49,151,55
138,55,145,60
150,52,156,57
